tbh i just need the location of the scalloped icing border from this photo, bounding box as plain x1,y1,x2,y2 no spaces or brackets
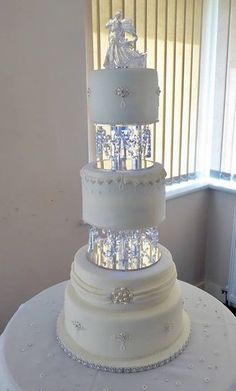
56,310,191,373
81,174,166,187
80,162,167,188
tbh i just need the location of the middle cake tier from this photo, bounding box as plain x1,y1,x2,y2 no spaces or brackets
81,162,166,230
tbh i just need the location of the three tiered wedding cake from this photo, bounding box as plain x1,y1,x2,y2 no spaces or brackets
57,11,191,372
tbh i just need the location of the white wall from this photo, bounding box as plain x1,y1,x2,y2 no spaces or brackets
161,190,209,285
205,189,236,300
0,0,90,332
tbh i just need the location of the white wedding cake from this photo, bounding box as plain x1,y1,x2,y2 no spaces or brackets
57,11,191,372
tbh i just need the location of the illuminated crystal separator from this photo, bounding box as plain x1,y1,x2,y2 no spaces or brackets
96,125,152,171
87,226,161,271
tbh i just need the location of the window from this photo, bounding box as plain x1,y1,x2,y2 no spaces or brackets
91,0,236,188
91,0,203,183
210,0,236,182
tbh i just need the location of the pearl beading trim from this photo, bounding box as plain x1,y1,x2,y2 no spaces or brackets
56,329,191,373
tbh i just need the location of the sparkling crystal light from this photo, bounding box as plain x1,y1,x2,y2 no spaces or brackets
95,125,152,171
87,226,161,270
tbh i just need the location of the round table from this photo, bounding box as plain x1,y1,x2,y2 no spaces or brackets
1,281,236,391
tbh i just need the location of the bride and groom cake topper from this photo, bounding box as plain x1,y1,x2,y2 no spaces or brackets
104,10,147,69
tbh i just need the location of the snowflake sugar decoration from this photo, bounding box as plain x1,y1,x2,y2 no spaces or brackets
113,332,130,351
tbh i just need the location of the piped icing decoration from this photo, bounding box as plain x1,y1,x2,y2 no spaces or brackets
56,323,191,373
72,321,84,332
114,87,132,109
113,332,130,351
80,162,167,188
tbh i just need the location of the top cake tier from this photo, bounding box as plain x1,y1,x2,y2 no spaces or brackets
88,68,160,125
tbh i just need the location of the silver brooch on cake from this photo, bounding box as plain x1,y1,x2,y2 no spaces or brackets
111,287,133,304
114,87,131,109
113,332,130,351
114,87,130,98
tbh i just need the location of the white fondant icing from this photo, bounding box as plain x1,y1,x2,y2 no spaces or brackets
81,162,166,230
60,244,191,367
71,244,176,308
88,69,159,125
57,310,191,371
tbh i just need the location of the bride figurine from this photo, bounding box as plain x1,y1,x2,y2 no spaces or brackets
104,11,147,69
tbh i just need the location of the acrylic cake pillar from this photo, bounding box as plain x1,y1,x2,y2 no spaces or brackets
57,13,191,372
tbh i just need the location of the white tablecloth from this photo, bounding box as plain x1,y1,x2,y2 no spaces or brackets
1,281,236,391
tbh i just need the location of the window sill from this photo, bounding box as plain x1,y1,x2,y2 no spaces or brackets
208,178,236,195
166,178,236,201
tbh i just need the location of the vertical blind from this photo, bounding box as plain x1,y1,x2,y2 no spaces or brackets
92,0,203,182
219,0,236,181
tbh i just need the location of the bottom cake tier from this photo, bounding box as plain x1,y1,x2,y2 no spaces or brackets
57,244,191,372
